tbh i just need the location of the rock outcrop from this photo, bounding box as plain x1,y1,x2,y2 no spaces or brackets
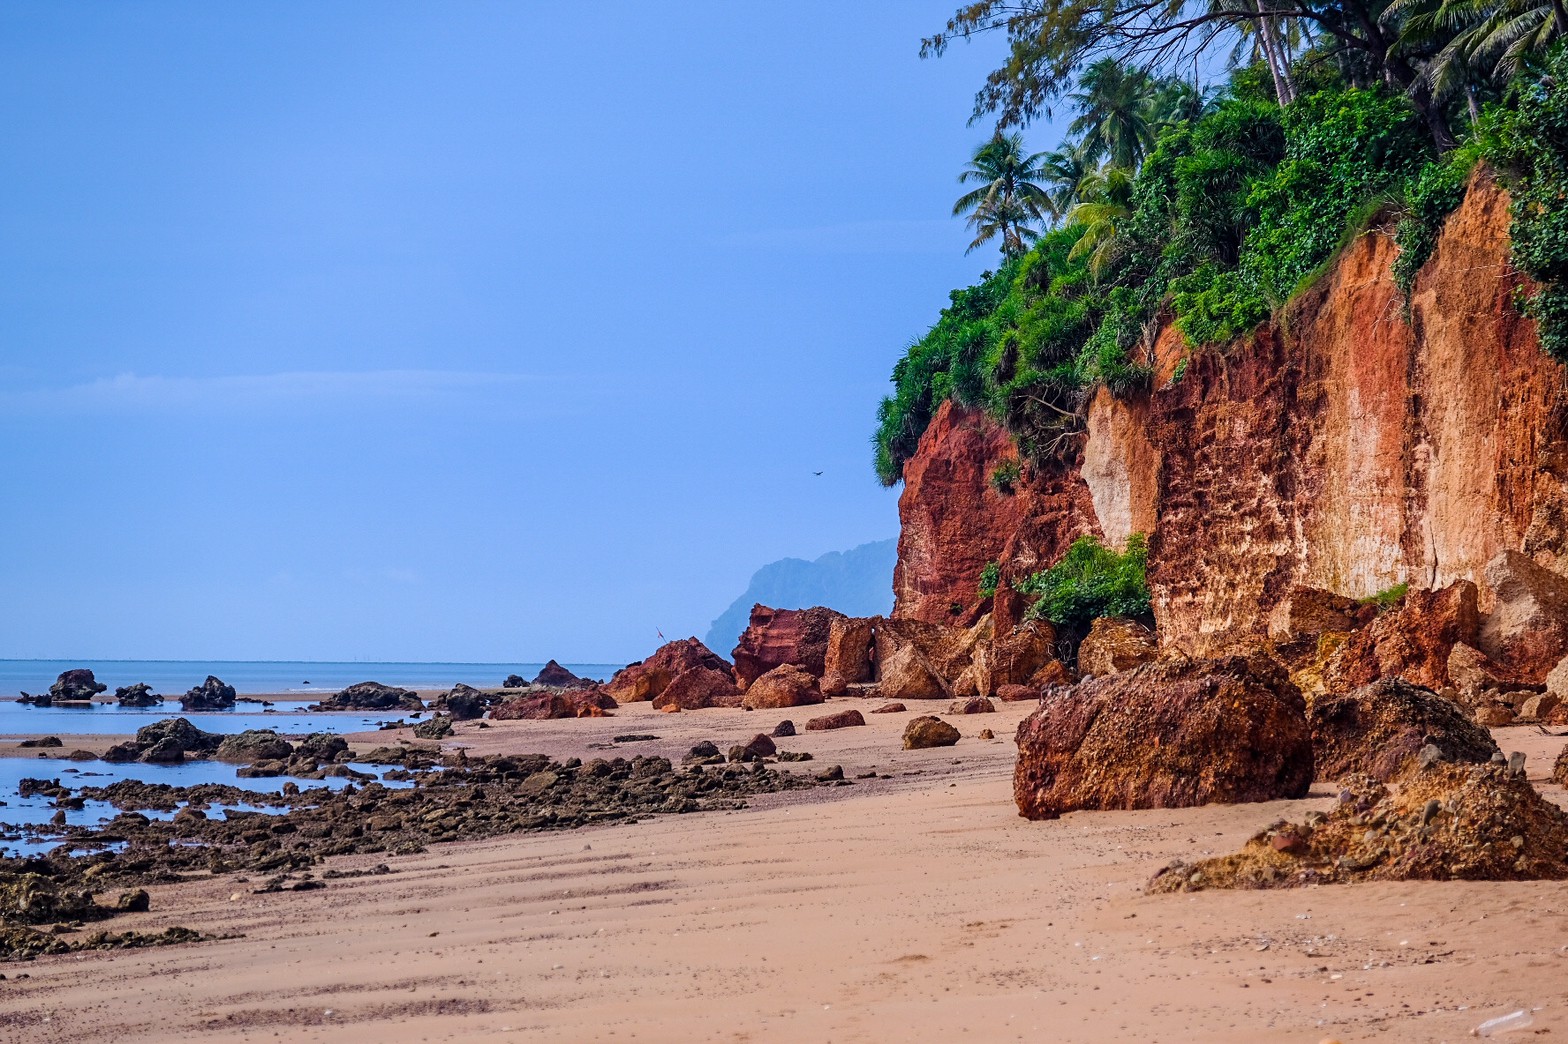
49,669,107,702
650,667,741,711
180,676,237,711
113,683,162,707
433,683,491,721
533,660,586,688
490,687,617,720
309,681,421,712
1308,678,1499,781
1075,617,1157,677
740,665,823,710
606,638,732,703
731,606,843,689
1013,655,1313,821
805,708,866,731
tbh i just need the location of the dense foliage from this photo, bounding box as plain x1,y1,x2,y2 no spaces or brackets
1014,534,1151,629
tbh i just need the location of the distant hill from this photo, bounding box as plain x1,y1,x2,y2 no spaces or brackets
704,539,897,655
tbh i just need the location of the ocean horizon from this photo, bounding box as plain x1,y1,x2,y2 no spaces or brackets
0,659,627,699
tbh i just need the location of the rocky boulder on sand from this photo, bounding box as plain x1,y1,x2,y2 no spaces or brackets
1013,654,1314,821
180,675,237,711
309,681,422,712
650,666,740,711
1481,550,1568,682
113,683,162,707
876,643,946,701
532,660,586,688
948,697,995,715
902,715,960,749
215,730,295,763
502,674,527,689
1151,759,1568,890
1075,617,1158,678
490,687,618,720
823,616,877,685
740,665,823,710
1321,581,1479,693
607,637,731,703
433,683,490,721
1308,678,1499,782
970,619,1059,696
805,708,865,731
732,605,844,689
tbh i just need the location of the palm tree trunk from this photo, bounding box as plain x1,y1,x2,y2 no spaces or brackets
1251,3,1291,105
1264,14,1296,103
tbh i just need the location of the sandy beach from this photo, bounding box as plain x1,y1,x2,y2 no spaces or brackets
4,701,1567,1043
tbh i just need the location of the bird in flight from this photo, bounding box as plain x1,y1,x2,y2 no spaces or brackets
813,470,824,476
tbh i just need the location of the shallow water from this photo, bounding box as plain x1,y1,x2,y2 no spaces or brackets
0,757,416,858
0,701,406,738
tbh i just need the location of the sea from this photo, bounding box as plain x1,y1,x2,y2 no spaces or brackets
0,659,626,700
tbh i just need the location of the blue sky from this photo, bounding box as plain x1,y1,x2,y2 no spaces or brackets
0,1,1032,663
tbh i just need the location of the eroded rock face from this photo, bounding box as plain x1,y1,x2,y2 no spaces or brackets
1321,582,1480,693
1076,617,1158,677
972,620,1059,696
651,667,740,711
1267,586,1361,647
490,687,617,720
824,616,877,685
739,665,823,710
1481,551,1568,681
1151,761,1568,890
1308,679,1499,782
876,643,946,701
606,638,731,703
1013,655,1313,821
731,606,844,689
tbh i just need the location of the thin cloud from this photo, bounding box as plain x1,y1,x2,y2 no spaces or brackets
0,369,541,414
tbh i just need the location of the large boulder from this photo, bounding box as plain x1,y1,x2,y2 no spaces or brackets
876,643,947,700
1446,642,1528,695
732,605,845,689
180,675,237,711
1321,581,1479,692
490,687,617,720
533,660,586,688
433,683,490,721
972,620,1059,696
902,715,960,749
740,665,823,710
215,730,295,763
309,681,422,712
875,616,986,684
1013,654,1313,821
1075,617,1158,677
823,616,877,685
49,669,106,702
1481,550,1568,682
805,708,866,731
113,683,162,707
1266,585,1361,647
651,666,741,710
133,717,223,757
1308,679,1499,782
606,638,731,703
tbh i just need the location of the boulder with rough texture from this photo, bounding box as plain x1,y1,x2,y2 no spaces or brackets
1267,586,1361,646
606,638,732,703
741,733,776,758
1321,582,1479,693
995,684,1037,702
1013,655,1313,821
1446,642,1526,695
215,730,295,763
180,675,237,711
651,666,740,711
875,616,987,684
732,605,845,688
1076,617,1158,677
49,669,107,702
1308,679,1499,782
876,643,946,701
490,687,617,720
1475,702,1516,726
1519,692,1561,720
1554,745,1568,786
740,665,823,710
870,702,906,713
113,683,162,707
502,674,527,688
533,660,586,688
1480,550,1568,682
771,719,796,737
902,715,960,749
295,732,349,762
309,681,421,712
134,717,223,757
1151,761,1568,890
805,708,866,731
973,620,1059,696
824,616,877,685
434,683,489,721
948,697,996,714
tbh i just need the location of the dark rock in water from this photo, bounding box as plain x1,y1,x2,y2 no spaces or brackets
502,674,527,689
532,660,585,688
139,738,185,764
215,730,295,763
434,683,490,721
50,669,107,703
102,742,140,763
180,676,236,711
771,719,796,737
114,683,163,707
310,681,423,712
135,718,223,756
412,715,454,740
236,760,285,778
1309,678,1499,782
294,732,349,762
17,737,62,748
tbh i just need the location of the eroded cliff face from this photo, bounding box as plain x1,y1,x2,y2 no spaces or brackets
893,170,1568,659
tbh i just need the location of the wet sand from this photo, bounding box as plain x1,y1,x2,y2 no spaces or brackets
3,703,1568,1042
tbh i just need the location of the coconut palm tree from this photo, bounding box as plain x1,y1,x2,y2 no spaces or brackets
1066,165,1136,277
1394,0,1566,101
1036,145,1093,222
952,133,1054,256
1067,60,1158,170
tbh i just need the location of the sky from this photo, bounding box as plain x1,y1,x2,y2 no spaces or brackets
0,1,1036,663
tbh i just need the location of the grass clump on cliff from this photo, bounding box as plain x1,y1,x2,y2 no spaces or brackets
1015,534,1151,630
977,560,1001,599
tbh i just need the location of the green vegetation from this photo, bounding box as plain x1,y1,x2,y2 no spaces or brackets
989,458,1021,492
1014,534,1151,630
953,134,1056,258
978,560,1001,598
1358,581,1411,610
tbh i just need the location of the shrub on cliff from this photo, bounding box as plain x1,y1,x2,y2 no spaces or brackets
1015,534,1150,630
